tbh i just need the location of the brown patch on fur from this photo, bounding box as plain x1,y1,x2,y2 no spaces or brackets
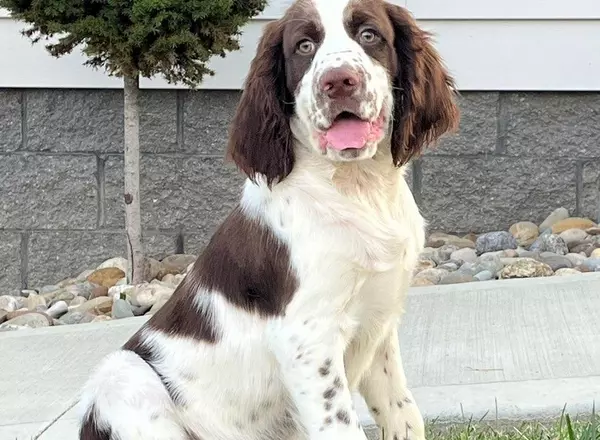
345,0,459,164
78,406,111,440
227,0,322,185
193,206,298,316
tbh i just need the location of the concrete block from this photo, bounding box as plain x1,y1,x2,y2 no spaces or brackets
26,90,177,153
581,160,600,222
428,92,499,155
104,154,242,231
27,231,178,288
504,93,600,157
0,90,22,152
0,232,21,295
0,154,97,229
183,90,241,154
420,156,578,233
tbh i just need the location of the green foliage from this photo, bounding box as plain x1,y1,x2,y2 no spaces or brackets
0,0,267,85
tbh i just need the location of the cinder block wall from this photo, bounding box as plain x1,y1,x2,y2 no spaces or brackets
1,90,599,293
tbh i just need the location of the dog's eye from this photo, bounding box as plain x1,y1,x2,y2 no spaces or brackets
359,29,380,45
296,39,316,55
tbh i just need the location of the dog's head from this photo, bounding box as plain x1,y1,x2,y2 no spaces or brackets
228,0,459,184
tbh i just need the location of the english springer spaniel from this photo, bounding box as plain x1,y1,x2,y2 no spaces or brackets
78,0,459,439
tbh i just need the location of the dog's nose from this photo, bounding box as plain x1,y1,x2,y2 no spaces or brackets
320,67,361,99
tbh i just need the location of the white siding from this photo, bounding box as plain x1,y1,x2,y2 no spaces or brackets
1,1,600,90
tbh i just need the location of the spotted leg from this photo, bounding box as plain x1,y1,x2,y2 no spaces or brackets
359,328,425,440
268,312,369,440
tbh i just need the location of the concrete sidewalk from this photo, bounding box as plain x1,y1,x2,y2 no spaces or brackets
2,274,600,440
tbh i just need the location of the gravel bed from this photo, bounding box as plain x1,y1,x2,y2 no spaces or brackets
1,207,598,331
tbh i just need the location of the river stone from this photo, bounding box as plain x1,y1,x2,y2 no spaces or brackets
529,234,569,255
587,227,600,236
570,241,600,257
475,232,517,255
130,283,174,307
160,254,198,277
76,269,95,282
439,272,475,284
97,257,128,273
591,248,600,259
39,285,60,295
144,257,164,282
63,281,96,300
509,221,539,247
450,248,478,264
19,289,36,298
0,310,8,324
87,267,126,288
412,268,448,285
1,312,53,328
474,270,494,281
59,311,96,325
539,207,570,231
47,301,69,318
551,217,597,234
25,293,47,311
539,255,573,271
131,304,152,316
69,296,87,307
75,296,113,315
499,258,554,279
111,299,134,319
411,278,436,287
90,285,110,299
559,228,589,246
0,295,20,312
475,254,504,276
565,253,587,267
554,268,582,276
582,259,600,272
426,232,475,249
147,294,171,315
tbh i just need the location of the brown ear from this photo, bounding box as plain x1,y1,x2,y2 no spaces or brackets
386,4,460,166
226,21,295,185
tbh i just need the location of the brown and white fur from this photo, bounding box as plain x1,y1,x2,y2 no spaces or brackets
78,0,459,439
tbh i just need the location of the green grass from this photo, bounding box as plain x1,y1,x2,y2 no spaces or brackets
426,408,599,440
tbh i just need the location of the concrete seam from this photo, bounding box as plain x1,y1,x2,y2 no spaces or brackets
20,231,30,290
19,89,28,151
176,90,185,151
96,155,106,228
495,92,509,154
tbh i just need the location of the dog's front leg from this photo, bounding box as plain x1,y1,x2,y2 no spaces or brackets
359,328,425,440
268,302,368,440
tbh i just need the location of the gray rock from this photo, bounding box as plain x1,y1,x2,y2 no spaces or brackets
438,262,460,272
475,254,504,276
515,250,542,260
450,248,478,264
63,281,96,300
0,295,19,312
25,293,47,311
131,304,152,316
581,259,600,272
39,285,61,295
20,289,36,298
539,207,570,231
59,311,96,325
457,262,478,276
539,255,573,271
46,301,69,319
559,228,589,246
0,312,53,329
111,299,134,319
565,253,588,267
529,234,569,255
474,270,494,281
412,268,448,285
475,232,518,255
439,272,476,285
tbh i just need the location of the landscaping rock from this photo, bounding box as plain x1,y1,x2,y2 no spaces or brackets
554,268,582,276
97,257,128,273
529,234,569,255
587,227,600,235
539,207,570,231
591,248,600,259
551,217,597,234
499,258,554,279
0,295,20,312
474,270,494,281
130,283,174,307
75,296,113,315
450,248,478,264
160,254,198,277
581,259,600,272
46,301,69,319
0,312,53,329
559,228,589,247
475,231,517,255
411,278,436,287
509,221,539,247
87,267,126,288
539,255,573,272
111,299,134,319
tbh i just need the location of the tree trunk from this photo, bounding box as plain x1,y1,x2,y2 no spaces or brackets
123,74,144,284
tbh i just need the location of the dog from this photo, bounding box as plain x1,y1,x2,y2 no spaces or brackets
77,0,459,439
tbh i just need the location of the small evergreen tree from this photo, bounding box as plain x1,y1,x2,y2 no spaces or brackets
1,0,267,283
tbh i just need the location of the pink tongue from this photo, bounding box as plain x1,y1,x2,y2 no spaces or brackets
325,119,371,151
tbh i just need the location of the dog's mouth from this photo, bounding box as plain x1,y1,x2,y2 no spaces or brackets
319,111,384,151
